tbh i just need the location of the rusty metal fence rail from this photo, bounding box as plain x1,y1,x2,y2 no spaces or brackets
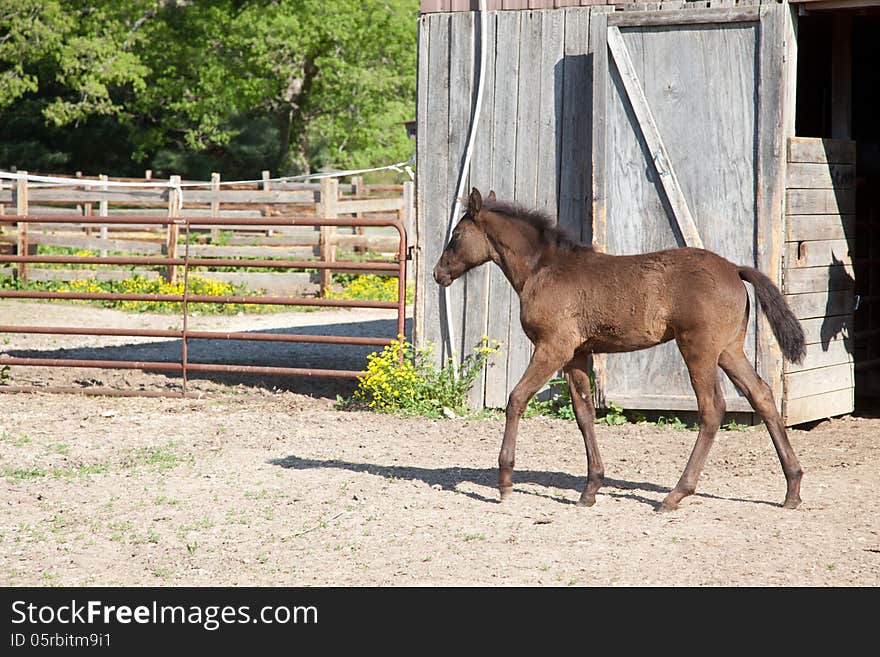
0,214,407,397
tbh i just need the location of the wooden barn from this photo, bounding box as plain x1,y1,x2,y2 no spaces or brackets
414,0,879,425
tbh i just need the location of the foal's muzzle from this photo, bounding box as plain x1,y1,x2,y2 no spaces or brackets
433,262,452,287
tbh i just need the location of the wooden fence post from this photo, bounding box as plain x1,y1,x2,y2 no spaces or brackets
99,174,108,257
352,175,365,254
210,172,220,243
318,177,338,296
262,170,273,235
75,171,93,231
166,175,181,283
74,171,83,216
401,180,414,283
15,171,28,284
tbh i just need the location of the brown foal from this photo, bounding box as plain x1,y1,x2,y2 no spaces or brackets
433,188,805,511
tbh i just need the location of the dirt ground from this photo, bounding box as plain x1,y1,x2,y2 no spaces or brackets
0,301,878,586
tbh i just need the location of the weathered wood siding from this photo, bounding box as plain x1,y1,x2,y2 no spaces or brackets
416,7,594,407
416,2,815,420
782,137,856,425
421,1,634,12
595,8,771,413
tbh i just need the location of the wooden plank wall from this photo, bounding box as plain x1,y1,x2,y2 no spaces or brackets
416,1,780,410
599,13,761,413
419,0,774,12
421,1,655,12
782,137,856,425
416,7,594,407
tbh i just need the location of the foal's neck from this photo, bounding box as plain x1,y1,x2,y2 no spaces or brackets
484,212,547,294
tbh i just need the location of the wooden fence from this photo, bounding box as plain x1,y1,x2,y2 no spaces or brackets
0,171,414,296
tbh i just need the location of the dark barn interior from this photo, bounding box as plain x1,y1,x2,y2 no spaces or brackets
795,9,880,413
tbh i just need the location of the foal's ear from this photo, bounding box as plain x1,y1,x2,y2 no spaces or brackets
487,190,496,201
467,188,483,216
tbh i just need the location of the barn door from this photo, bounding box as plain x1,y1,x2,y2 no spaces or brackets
590,5,789,413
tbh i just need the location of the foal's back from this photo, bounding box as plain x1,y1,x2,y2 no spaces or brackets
528,246,748,353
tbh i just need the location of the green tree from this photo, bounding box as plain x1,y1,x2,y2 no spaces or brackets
0,0,417,178
133,0,416,175
0,0,150,122
0,1,67,111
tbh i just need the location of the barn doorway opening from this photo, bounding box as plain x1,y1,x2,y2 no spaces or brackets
795,9,880,414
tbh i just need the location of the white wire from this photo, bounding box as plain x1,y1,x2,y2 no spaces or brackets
0,160,413,189
443,1,488,371
0,161,413,212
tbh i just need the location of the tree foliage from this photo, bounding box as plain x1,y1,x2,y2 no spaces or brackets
0,0,417,178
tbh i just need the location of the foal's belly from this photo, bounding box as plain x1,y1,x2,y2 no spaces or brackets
581,329,674,354
587,332,675,354
577,313,674,354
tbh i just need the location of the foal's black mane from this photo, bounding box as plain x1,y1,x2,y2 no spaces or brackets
483,199,586,252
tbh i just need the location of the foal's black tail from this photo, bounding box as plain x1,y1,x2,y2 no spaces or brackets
738,266,806,364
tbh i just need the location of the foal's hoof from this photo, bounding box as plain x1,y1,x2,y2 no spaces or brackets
576,493,596,507
656,499,680,513
782,496,802,510
499,486,513,501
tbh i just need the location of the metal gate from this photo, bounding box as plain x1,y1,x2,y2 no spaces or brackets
0,213,407,397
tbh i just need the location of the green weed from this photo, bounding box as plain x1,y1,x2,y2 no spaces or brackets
525,376,575,420
325,274,413,304
596,401,628,426
2,467,47,480
341,336,501,418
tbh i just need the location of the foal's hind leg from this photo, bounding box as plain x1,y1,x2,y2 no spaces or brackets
499,345,568,500
719,347,803,509
659,350,726,512
564,353,604,506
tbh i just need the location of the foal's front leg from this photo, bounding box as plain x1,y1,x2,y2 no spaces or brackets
499,346,567,500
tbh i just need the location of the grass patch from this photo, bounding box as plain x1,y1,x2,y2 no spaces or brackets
107,520,135,543
51,463,110,479
0,433,31,447
2,467,47,480
128,443,190,471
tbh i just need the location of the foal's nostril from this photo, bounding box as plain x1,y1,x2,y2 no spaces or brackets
433,264,451,287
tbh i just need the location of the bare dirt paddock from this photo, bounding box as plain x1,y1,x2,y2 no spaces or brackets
0,302,878,586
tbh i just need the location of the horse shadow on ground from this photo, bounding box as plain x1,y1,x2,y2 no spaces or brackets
5,317,411,399
268,454,782,510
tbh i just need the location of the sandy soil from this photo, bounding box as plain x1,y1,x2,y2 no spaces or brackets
0,301,878,586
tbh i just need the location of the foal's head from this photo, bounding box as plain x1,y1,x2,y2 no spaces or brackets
433,187,495,288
